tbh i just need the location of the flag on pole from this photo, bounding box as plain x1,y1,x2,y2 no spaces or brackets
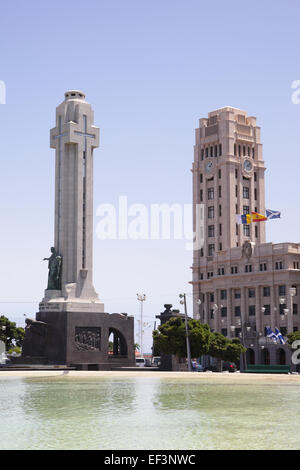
251,211,267,222
266,327,278,343
275,328,286,345
236,214,252,224
266,209,281,220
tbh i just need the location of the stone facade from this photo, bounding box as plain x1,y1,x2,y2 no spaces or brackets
191,107,300,366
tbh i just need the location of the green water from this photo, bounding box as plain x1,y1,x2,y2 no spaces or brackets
0,376,299,450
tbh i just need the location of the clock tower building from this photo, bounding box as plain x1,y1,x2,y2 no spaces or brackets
191,107,300,368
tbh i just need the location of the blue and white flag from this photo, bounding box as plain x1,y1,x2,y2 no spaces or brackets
266,209,281,220
275,328,286,345
266,327,278,343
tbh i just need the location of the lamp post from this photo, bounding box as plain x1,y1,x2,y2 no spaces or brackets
179,293,192,372
137,293,146,358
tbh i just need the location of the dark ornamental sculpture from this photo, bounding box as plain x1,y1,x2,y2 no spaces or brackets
43,247,62,290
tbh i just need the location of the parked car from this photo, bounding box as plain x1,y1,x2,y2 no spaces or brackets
152,356,161,367
192,360,206,372
222,361,237,372
136,358,146,367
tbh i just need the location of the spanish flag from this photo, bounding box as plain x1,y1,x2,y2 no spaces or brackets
251,211,267,222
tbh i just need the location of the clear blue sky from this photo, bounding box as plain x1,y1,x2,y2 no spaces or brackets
1,0,300,351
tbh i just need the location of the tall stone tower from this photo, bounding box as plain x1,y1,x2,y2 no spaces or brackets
40,90,104,312
192,106,266,258
191,107,300,369
28,91,135,369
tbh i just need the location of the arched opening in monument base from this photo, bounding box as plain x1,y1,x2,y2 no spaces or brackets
108,328,128,357
246,348,255,365
277,348,286,365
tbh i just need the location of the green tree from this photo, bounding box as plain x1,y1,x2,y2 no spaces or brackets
153,318,246,370
208,332,246,370
0,316,25,351
286,330,300,348
153,317,212,358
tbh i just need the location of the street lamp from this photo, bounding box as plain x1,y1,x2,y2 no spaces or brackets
179,293,192,372
137,293,146,358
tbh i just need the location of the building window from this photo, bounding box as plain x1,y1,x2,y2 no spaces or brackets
208,206,214,219
235,168,238,178
208,244,215,257
279,303,287,315
219,224,222,236
200,173,203,183
243,145,246,156
260,263,267,271
293,261,300,269
255,225,258,238
243,187,250,199
215,145,218,157
247,146,250,156
221,328,228,337
245,264,252,273
210,309,214,319
210,293,214,302
221,307,227,317
248,288,255,298
243,225,250,237
219,144,222,156
220,290,227,300
254,172,257,182
231,266,238,274
263,287,270,297
235,185,238,197
200,189,203,202
234,144,237,156
205,147,209,158
249,305,256,316
275,261,283,270
208,225,215,237
236,224,239,235
218,185,222,198
279,285,286,296
252,147,255,158
243,205,250,214
234,290,241,299
235,306,241,317
293,304,298,315
219,205,222,217
201,149,204,160
218,267,225,275
263,305,271,315
219,242,222,251
218,169,221,179
254,188,257,200
208,188,214,200
210,146,214,158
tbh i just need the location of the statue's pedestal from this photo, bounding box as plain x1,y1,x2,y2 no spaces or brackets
23,309,135,369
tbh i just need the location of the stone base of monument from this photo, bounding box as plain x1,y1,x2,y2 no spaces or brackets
21,311,135,370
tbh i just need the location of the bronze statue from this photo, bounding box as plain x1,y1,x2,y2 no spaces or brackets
22,318,48,357
43,247,62,290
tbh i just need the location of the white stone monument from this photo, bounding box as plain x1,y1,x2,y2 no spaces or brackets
39,91,104,313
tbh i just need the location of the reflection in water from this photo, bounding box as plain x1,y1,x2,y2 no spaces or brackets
0,376,300,450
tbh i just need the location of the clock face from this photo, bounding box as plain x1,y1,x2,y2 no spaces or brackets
205,161,213,173
243,159,253,173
